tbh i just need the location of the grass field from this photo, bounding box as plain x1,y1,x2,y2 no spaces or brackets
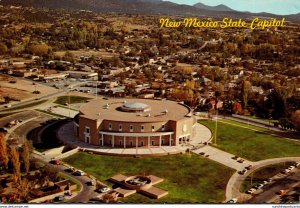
54,96,91,105
63,152,235,203
199,120,300,161
35,109,66,118
240,162,295,193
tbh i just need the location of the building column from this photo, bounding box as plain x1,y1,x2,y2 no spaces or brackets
159,135,161,147
112,135,114,148
148,136,150,148
136,137,138,148
124,136,126,148
101,134,104,146
169,134,172,146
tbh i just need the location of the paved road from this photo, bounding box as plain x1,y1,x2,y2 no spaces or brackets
248,168,300,203
31,156,99,203
225,157,300,202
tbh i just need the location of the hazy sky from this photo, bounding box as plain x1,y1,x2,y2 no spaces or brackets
168,0,300,15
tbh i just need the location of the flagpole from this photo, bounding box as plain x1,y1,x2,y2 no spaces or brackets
215,108,218,145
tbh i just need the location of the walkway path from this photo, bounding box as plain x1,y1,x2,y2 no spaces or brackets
192,145,252,170
57,121,212,156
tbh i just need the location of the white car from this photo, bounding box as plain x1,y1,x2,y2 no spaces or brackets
256,184,264,189
246,188,257,194
295,162,300,167
98,186,111,193
287,166,295,170
227,198,238,203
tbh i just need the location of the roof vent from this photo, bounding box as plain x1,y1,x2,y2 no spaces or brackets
147,113,151,117
164,109,168,114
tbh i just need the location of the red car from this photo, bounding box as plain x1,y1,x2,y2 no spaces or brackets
50,159,62,165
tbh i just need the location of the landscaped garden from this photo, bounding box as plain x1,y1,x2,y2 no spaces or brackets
54,96,91,105
63,152,235,203
199,120,300,161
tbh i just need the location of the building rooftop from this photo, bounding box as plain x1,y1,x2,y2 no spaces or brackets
79,98,191,122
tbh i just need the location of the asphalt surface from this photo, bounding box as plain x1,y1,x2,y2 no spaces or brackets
247,168,300,203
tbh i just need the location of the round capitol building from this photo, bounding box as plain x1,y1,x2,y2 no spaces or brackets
73,98,196,148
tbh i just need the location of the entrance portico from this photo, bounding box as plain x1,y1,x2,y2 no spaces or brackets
99,131,175,148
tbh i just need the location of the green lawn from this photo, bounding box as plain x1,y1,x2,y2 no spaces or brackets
63,152,235,203
220,119,267,132
200,120,300,161
54,96,91,105
240,162,295,193
35,109,66,118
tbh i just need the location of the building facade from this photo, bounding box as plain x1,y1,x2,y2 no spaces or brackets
74,98,196,148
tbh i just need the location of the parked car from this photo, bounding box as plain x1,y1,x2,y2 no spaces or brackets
54,195,65,202
86,180,96,186
295,162,300,167
237,159,245,163
96,186,111,193
238,169,247,175
255,184,264,189
74,170,86,176
266,178,273,182
227,198,238,203
245,165,253,170
199,152,205,155
205,154,210,158
262,180,269,185
0,127,8,133
281,169,291,174
246,188,257,194
287,166,295,170
232,156,239,160
49,159,62,165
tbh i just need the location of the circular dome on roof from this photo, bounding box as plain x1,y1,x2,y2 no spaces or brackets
121,102,151,112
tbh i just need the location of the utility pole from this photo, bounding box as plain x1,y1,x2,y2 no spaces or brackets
215,108,218,145
96,80,98,99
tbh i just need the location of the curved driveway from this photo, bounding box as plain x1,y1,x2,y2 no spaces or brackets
225,157,300,202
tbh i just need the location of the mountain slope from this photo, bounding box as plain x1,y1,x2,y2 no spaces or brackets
0,0,298,22
193,2,235,12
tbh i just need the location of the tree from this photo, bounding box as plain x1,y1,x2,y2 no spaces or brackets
291,110,300,131
10,147,21,182
29,44,49,57
232,102,243,114
63,51,74,62
0,42,8,54
21,140,31,173
17,178,31,202
242,80,251,109
0,133,9,170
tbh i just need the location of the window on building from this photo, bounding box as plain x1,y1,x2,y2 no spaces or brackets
162,124,165,131
119,124,122,132
141,125,144,132
85,127,90,134
152,125,155,132
109,123,112,130
130,125,133,132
